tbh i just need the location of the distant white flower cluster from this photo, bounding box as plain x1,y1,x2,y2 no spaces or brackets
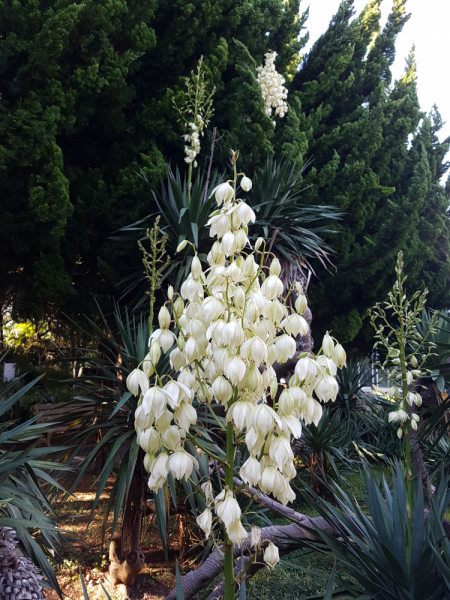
257,51,288,124
183,116,203,167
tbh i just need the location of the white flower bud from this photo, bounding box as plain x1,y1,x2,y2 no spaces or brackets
323,332,334,358
410,355,418,368
261,275,283,300
135,405,153,431
332,343,346,368
406,371,414,385
149,340,161,366
155,408,172,434
240,176,252,191
197,508,212,538
270,378,278,398
245,426,265,455
177,240,188,253
249,403,280,436
234,286,246,310
255,237,264,251
158,306,171,330
264,542,280,568
234,228,248,251
280,314,308,337
295,294,307,315
211,240,223,264
260,465,285,496
174,297,184,317
222,321,245,347
142,352,155,377
170,348,187,371
265,299,287,324
167,285,174,300
191,255,202,280
245,301,259,323
269,258,281,277
269,435,294,471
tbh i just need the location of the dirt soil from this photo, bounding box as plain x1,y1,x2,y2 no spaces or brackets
44,474,183,600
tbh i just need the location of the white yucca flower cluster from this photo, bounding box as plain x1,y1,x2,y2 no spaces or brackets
257,51,288,124
183,117,203,167
127,162,346,551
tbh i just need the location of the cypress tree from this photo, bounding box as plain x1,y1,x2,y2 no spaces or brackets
276,0,450,346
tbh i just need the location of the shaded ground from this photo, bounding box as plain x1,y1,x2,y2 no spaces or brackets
45,472,178,600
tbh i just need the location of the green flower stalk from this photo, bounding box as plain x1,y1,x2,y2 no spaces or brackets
173,56,215,205
369,251,438,543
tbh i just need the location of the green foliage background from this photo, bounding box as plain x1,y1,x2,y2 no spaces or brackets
1,0,449,347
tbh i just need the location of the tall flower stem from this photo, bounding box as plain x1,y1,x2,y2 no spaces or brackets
223,418,236,600
398,287,413,553
187,163,192,207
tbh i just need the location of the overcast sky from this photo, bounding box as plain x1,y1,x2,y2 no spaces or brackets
303,0,450,146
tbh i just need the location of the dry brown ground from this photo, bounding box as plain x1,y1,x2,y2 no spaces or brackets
45,474,183,600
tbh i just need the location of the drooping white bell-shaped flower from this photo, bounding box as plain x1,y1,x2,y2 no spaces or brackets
295,357,317,386
215,489,241,528
196,507,213,538
127,368,149,397
168,449,198,481
210,182,234,206
224,355,247,386
240,456,262,487
227,519,248,545
264,542,280,567
138,427,161,454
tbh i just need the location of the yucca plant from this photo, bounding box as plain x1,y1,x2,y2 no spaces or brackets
117,154,341,312
117,164,222,309
298,409,362,496
0,356,70,596
245,155,341,272
299,463,450,600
